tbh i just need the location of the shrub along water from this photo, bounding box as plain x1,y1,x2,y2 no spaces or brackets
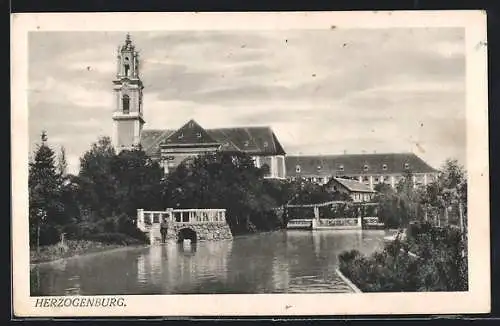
338,223,468,292
30,240,127,264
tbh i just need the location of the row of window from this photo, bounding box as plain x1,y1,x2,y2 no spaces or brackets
173,132,270,148
295,163,411,173
292,174,430,184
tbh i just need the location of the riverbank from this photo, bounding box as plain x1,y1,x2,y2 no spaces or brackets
338,225,468,292
30,240,131,264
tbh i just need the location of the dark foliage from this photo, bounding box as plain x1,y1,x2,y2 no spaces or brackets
160,151,284,235
339,225,468,292
29,135,65,247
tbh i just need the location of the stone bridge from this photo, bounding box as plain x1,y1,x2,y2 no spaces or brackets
137,208,233,245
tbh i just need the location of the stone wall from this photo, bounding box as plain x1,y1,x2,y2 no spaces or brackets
149,221,233,244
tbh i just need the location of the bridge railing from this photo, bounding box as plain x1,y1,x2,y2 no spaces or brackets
137,208,227,231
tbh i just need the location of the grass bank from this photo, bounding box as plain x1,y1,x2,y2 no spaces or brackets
30,238,145,264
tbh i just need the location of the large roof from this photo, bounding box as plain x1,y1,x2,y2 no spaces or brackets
140,129,175,159
286,153,437,177
329,177,375,193
140,119,286,158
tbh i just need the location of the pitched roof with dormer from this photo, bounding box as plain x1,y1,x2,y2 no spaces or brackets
328,177,376,193
163,119,220,147
286,153,437,177
140,119,286,158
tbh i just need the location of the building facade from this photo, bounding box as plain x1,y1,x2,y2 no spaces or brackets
139,119,287,178
111,34,438,184
325,177,376,202
285,153,438,189
112,34,145,151
112,35,287,179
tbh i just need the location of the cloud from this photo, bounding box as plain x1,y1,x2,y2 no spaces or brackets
28,28,466,173
30,76,112,108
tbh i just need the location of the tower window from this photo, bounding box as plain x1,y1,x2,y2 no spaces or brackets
363,164,369,171
404,163,410,170
122,95,130,114
196,132,202,138
124,57,130,76
339,164,344,171
382,164,388,171
296,165,301,173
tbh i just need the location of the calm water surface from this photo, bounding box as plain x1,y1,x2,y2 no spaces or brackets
31,230,387,295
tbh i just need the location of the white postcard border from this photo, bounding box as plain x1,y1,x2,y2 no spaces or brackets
11,10,490,317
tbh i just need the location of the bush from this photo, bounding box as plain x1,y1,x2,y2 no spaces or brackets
339,226,468,292
38,224,61,246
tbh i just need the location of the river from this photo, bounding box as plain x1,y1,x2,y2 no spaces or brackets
30,230,387,295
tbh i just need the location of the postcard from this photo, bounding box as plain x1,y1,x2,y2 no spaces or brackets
11,10,489,317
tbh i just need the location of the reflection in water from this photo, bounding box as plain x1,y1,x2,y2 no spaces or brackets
31,230,387,295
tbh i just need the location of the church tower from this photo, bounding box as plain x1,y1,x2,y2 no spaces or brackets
112,33,145,151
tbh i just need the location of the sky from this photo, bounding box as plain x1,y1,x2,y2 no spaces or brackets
28,28,465,175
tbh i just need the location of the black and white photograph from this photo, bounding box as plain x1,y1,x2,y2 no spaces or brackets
12,11,489,316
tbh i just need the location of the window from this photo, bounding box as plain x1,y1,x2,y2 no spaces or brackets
382,164,388,171
124,57,130,76
363,164,369,171
404,163,410,169
122,95,130,114
261,163,271,176
196,132,202,138
339,164,344,171
317,165,321,171
296,165,301,173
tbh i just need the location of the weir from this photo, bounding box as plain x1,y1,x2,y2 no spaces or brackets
137,208,233,245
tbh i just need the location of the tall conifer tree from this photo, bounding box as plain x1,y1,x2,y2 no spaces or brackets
29,131,62,250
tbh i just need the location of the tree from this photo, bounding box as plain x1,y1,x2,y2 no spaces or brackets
77,136,118,221
420,159,467,229
373,172,424,228
396,170,424,225
29,131,64,250
67,138,165,239
285,179,333,205
109,148,164,231
161,151,282,235
57,146,68,177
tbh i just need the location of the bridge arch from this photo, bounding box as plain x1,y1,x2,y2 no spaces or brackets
177,227,197,243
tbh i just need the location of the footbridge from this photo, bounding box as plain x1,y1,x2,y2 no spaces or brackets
137,208,233,245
